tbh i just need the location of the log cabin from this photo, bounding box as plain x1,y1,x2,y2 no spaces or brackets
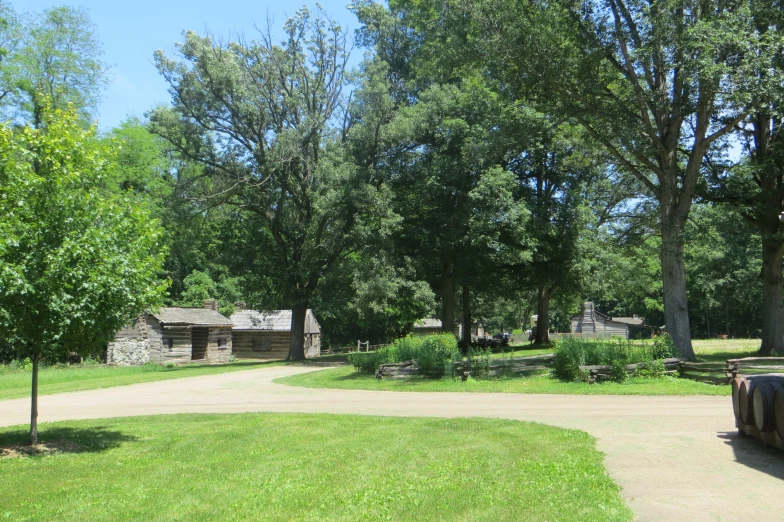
231,309,321,359
412,318,443,335
569,301,631,339
107,300,233,365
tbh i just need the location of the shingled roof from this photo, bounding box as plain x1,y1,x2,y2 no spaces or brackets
151,307,234,326
231,309,320,333
414,318,442,329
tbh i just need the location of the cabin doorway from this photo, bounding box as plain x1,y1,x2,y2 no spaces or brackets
191,327,208,360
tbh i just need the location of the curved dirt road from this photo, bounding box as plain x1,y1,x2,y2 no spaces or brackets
1,364,782,521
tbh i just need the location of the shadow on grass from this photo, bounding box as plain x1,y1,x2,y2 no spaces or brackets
717,431,784,480
0,426,138,457
698,350,762,363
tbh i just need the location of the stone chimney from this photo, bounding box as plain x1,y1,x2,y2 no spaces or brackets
234,301,246,311
203,299,219,311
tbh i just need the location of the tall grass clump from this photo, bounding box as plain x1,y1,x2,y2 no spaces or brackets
348,334,459,378
416,335,460,378
553,335,678,382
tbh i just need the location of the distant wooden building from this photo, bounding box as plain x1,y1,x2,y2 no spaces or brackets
570,302,630,339
107,300,233,365
412,318,443,335
608,316,657,339
231,309,321,359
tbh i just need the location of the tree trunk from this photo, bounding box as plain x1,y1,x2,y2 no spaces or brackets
30,354,39,444
535,285,551,345
706,312,711,339
461,283,471,353
725,291,730,338
760,238,784,355
440,264,456,335
660,221,696,359
287,304,308,361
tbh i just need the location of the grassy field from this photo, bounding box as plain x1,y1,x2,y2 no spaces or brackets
0,360,291,401
0,339,758,402
0,413,632,522
275,364,730,396
275,339,762,396
691,338,760,362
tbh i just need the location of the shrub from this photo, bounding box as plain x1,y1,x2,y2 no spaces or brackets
417,335,460,378
553,337,675,383
348,334,459,378
348,344,404,374
652,333,677,359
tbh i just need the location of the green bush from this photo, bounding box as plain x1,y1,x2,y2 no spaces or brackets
553,335,677,383
348,344,403,374
417,335,460,378
348,334,459,378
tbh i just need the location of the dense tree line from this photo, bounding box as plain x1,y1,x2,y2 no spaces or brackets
2,0,784,384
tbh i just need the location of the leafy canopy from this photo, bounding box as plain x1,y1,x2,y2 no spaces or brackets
0,101,168,360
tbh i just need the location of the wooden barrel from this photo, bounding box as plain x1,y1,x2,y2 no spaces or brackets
738,375,784,426
731,377,743,420
752,380,784,432
775,388,784,440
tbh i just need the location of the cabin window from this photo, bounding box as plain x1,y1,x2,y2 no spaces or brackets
166,338,173,351
253,339,272,352
217,337,228,350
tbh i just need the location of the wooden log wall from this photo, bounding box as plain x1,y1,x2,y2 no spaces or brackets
677,357,784,386
374,354,555,380
581,358,682,384
206,327,232,364
232,331,292,360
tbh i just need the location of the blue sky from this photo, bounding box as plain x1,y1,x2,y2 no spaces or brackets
17,1,362,130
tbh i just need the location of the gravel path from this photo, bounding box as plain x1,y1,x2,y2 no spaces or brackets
1,364,782,521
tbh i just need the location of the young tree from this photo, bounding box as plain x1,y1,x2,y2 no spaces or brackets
151,7,369,360
0,102,168,443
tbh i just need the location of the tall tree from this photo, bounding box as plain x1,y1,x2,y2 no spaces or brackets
397,0,768,358
0,102,168,443
704,0,784,353
1,4,107,126
509,121,596,343
151,7,374,360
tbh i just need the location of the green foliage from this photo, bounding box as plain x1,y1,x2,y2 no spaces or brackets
553,338,677,383
175,269,241,317
0,100,168,362
280,364,729,396
0,4,108,124
416,334,460,378
349,333,459,378
348,345,397,373
150,7,376,360
466,347,492,378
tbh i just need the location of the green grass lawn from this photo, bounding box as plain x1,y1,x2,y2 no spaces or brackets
490,347,553,359
276,339,760,396
275,364,730,396
0,360,290,401
691,338,760,362
0,413,631,522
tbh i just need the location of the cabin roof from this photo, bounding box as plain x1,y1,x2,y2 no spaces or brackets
151,307,234,327
414,318,442,329
611,316,646,326
231,309,320,333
